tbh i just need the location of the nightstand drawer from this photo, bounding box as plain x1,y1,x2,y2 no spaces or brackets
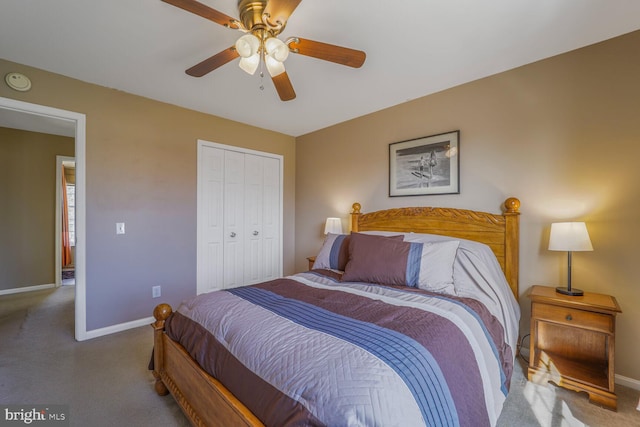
532,303,613,333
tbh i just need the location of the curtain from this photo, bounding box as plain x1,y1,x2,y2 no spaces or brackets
61,166,72,266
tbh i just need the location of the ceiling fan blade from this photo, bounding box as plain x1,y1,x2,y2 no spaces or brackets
186,47,240,77
271,71,296,101
287,37,366,68
264,0,303,25
162,0,240,29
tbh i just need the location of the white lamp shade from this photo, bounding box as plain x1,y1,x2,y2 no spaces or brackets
548,222,593,252
238,54,260,75
264,37,289,62
324,217,343,235
235,34,260,58
264,55,286,77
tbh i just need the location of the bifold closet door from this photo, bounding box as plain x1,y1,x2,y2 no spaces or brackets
198,142,282,295
261,156,281,282
198,145,224,293
244,155,280,285
223,150,245,289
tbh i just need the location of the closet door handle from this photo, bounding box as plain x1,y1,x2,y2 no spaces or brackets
230,232,236,238
253,231,259,236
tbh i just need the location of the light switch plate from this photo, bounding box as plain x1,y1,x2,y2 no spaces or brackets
116,222,125,234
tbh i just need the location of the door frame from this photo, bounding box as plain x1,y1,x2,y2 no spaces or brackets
0,97,88,341
196,139,283,295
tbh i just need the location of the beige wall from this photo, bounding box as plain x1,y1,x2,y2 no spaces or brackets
0,58,296,330
0,127,74,289
296,30,640,382
2,29,638,381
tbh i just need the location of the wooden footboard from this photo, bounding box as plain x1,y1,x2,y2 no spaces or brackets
152,304,264,427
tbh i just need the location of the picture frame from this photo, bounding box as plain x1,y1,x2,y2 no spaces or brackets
389,130,460,197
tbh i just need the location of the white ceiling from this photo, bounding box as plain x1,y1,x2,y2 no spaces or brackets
1,0,639,137
0,107,76,137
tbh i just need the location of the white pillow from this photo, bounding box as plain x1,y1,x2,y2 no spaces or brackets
413,240,460,294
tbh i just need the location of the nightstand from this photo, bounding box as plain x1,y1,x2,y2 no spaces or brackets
307,256,316,270
527,285,621,410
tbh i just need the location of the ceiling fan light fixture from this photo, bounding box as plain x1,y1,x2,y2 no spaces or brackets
164,0,365,102
239,54,260,75
264,37,289,62
235,33,260,58
265,55,285,77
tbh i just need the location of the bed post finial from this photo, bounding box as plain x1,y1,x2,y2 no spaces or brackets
504,197,520,214
152,303,173,397
153,303,172,327
503,198,520,300
351,203,362,232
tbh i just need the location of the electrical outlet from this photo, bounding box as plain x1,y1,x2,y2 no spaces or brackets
152,286,161,298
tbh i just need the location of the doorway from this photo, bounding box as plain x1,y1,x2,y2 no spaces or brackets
0,96,87,341
56,156,76,286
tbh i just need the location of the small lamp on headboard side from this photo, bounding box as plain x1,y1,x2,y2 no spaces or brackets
324,217,343,235
548,222,593,296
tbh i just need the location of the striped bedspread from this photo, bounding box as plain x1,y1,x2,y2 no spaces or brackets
165,270,514,427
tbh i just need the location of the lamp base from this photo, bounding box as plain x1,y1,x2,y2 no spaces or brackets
556,286,584,296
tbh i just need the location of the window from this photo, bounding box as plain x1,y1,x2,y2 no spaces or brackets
66,184,75,246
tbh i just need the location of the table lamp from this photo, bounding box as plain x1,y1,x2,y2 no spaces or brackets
548,222,593,296
324,217,343,235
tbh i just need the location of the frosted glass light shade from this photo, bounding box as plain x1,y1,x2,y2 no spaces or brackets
265,55,285,77
239,54,260,75
548,222,593,252
264,37,289,62
324,217,343,235
235,34,260,58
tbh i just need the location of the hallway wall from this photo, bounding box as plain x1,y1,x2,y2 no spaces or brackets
0,127,74,291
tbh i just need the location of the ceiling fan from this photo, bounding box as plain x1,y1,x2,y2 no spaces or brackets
162,0,366,101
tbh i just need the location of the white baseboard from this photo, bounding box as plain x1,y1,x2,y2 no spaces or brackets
520,345,640,391
0,283,56,296
80,316,154,341
615,373,640,391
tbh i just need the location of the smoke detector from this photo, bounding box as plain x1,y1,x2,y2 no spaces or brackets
5,72,32,92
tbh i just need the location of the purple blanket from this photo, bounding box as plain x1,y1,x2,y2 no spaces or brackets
166,270,514,426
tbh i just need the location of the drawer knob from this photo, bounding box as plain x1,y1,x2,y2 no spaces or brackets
566,314,573,321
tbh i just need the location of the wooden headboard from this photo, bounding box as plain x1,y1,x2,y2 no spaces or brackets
350,198,521,299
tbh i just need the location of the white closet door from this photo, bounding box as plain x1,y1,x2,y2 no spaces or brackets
262,156,281,281
197,140,283,295
244,154,264,285
197,145,224,294
223,150,245,288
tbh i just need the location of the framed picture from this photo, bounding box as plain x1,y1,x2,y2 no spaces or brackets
389,130,459,197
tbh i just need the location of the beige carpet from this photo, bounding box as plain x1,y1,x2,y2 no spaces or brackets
498,359,640,426
0,286,189,426
1,286,638,426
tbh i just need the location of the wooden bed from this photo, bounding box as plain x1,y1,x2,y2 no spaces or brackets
151,197,521,427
